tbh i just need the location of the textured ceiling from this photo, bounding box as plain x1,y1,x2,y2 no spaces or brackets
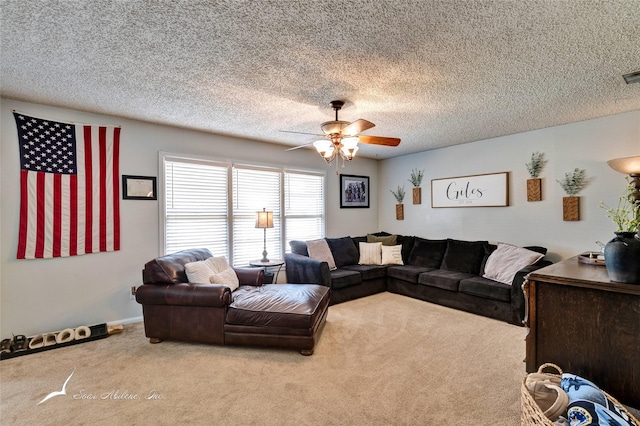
1,1,639,159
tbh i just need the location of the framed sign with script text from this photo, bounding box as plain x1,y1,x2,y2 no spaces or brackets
431,172,509,208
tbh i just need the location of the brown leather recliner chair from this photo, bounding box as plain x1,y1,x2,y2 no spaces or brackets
136,248,329,355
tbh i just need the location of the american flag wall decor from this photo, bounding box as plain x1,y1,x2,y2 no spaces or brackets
13,112,121,259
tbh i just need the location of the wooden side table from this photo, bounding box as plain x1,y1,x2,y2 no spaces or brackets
249,259,284,284
523,255,640,407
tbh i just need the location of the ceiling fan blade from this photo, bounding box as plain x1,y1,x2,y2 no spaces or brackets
357,135,401,146
285,142,315,151
280,130,324,137
342,119,375,136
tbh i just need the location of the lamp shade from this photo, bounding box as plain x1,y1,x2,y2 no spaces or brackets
255,209,273,229
607,155,640,175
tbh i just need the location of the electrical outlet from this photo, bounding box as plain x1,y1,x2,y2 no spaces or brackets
130,286,137,300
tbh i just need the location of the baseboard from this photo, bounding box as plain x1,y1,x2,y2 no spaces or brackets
108,316,143,326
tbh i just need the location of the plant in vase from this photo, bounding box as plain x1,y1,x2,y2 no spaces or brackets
525,152,545,201
408,168,424,204
599,178,640,284
390,185,405,220
556,168,586,221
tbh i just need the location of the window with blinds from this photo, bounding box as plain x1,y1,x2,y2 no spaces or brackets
161,154,325,266
284,171,325,248
232,166,282,267
164,158,229,257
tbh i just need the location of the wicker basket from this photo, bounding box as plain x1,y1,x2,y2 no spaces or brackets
521,363,639,426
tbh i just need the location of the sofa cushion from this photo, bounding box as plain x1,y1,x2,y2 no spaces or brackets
386,265,435,283
407,238,447,268
482,243,544,285
418,269,474,292
330,269,363,289
306,239,337,270
358,242,383,265
342,264,387,280
367,233,397,246
382,245,404,265
227,284,329,329
396,235,416,264
326,237,359,268
441,239,488,274
459,276,511,302
290,240,309,256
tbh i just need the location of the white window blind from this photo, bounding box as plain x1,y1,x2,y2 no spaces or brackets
162,154,325,265
164,158,229,257
284,171,325,248
232,166,282,267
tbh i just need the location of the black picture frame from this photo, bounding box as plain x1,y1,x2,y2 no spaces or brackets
122,175,157,200
340,174,370,208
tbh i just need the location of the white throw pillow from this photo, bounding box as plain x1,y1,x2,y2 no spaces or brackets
185,259,214,284
207,256,230,273
209,267,240,291
306,239,337,270
359,242,383,265
483,243,544,285
382,244,404,265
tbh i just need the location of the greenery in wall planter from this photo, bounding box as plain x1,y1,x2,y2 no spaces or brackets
390,185,405,220
408,168,424,204
525,152,546,202
557,168,587,221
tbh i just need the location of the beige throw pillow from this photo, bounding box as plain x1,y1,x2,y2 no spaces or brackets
382,245,404,265
483,243,544,285
209,267,240,291
306,239,337,270
359,242,383,265
185,259,214,284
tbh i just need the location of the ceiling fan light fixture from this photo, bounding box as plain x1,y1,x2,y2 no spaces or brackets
313,140,335,162
340,137,359,161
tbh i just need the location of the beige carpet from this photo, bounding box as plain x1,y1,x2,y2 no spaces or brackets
1,292,527,425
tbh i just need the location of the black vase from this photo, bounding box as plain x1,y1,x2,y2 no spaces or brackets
604,232,640,284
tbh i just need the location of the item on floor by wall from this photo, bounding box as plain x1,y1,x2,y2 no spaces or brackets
408,168,424,204
556,168,586,221
431,172,509,208
0,324,108,361
526,152,546,202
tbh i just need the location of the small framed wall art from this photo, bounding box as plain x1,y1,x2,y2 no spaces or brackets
340,174,370,208
122,175,157,200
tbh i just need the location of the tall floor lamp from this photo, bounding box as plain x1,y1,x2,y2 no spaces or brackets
607,155,640,233
255,208,274,262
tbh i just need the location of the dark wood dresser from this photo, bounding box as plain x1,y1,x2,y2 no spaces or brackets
523,256,640,408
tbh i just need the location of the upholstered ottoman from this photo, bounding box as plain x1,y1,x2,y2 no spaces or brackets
224,284,329,355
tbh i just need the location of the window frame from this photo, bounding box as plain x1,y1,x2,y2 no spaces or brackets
159,152,326,265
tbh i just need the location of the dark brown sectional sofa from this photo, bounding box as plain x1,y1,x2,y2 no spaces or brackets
284,233,552,326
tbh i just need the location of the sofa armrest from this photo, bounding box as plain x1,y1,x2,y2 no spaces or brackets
135,283,232,307
284,253,331,287
234,268,264,286
511,260,553,324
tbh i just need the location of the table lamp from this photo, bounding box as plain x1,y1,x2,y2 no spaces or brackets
607,155,640,232
255,208,274,262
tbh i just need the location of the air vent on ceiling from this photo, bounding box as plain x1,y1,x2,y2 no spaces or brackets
622,70,640,85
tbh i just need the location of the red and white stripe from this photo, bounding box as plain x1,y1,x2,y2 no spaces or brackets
17,124,120,259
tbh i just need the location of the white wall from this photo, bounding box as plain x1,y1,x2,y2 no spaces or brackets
378,111,640,262
0,99,379,336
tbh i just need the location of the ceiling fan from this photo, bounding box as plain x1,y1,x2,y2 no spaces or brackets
283,100,401,167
